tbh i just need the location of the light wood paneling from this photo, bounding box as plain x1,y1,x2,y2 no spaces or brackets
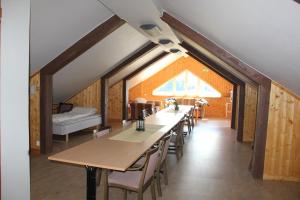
30,72,40,151
108,81,123,120
129,56,233,118
264,82,300,181
243,84,258,142
66,80,101,113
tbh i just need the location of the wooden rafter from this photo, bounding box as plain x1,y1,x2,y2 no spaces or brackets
40,15,125,154
122,52,169,120
100,42,159,127
161,12,271,179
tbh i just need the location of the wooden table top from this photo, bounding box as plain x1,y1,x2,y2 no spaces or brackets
48,105,192,171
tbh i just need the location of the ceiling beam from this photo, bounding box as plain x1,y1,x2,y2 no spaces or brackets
182,42,243,85
124,52,169,80
41,15,125,75
161,12,270,85
102,42,158,79
161,12,271,179
39,15,125,154
122,52,169,121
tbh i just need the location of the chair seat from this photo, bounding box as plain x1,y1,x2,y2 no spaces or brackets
133,156,146,167
108,170,142,190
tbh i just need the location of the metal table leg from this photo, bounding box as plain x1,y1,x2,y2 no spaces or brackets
86,166,97,200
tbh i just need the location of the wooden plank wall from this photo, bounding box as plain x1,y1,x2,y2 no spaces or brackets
129,56,233,118
264,82,300,181
108,81,123,120
243,84,258,142
30,72,40,151
66,80,101,113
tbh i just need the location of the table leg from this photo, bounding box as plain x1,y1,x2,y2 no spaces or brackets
86,166,97,200
103,169,109,200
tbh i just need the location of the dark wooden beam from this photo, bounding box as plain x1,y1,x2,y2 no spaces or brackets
162,12,270,86
184,44,245,142
39,71,53,154
102,42,158,79
39,15,124,154
162,12,272,179
42,15,125,75
101,78,108,127
121,52,169,121
237,84,246,142
183,43,243,85
125,52,169,80
251,82,271,178
122,79,128,120
100,42,158,125
231,84,238,129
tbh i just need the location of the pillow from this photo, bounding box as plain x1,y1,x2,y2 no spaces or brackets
58,103,73,113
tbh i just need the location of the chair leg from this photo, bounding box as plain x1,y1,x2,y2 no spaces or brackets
163,161,168,185
96,168,102,186
103,169,109,200
151,179,156,200
123,189,127,200
175,148,180,161
156,169,162,197
137,191,143,200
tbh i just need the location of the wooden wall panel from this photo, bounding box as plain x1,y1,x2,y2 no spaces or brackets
264,82,300,181
108,81,123,120
66,80,101,113
243,84,258,142
129,56,233,118
30,72,40,151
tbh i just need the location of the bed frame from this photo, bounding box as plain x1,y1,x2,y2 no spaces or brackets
53,115,101,142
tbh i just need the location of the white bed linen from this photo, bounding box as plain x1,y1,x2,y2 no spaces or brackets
52,107,97,123
53,115,101,135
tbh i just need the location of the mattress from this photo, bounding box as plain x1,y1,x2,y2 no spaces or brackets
53,115,101,135
53,107,97,123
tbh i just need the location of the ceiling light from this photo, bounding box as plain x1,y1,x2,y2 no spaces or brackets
140,24,161,37
159,39,174,48
170,48,181,54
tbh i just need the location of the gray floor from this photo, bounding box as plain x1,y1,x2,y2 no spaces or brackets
30,119,300,200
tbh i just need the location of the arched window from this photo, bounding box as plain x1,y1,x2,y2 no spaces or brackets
152,70,221,97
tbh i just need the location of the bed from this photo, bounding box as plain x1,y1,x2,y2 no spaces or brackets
52,106,101,142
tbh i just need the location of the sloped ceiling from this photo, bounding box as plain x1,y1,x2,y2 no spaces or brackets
30,0,113,74
160,0,300,95
53,24,148,103
127,53,181,89
108,46,165,86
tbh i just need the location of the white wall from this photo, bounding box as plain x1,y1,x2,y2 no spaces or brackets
1,1,31,200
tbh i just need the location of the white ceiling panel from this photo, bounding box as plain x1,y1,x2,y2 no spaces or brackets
108,46,165,86
160,0,300,95
30,0,113,74
128,53,181,89
53,24,148,103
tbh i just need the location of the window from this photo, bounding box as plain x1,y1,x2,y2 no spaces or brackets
153,70,221,98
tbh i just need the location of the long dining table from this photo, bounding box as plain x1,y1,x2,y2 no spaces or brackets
48,105,192,200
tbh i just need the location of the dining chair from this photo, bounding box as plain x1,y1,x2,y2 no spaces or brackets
183,108,194,135
93,128,111,186
107,147,160,200
156,133,171,196
168,120,184,160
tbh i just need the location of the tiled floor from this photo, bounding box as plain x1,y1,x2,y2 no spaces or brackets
30,119,300,200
